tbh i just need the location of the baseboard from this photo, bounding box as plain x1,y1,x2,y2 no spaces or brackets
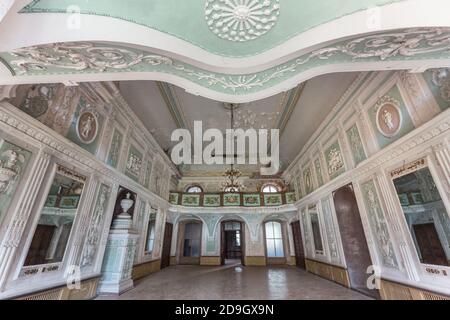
305,259,350,288
15,276,100,300
245,256,267,266
380,279,450,300
200,256,221,266
132,260,161,281
287,256,297,266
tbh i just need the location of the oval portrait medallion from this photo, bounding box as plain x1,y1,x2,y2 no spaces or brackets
376,103,402,138
76,111,98,144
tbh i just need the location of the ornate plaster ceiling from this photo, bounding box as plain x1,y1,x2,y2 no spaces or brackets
0,1,450,102
18,0,404,57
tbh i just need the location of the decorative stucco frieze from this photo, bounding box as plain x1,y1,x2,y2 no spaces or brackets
106,129,123,169
431,68,450,103
3,28,450,96
81,183,111,268
321,197,339,261
361,179,398,269
325,141,345,180
346,124,366,166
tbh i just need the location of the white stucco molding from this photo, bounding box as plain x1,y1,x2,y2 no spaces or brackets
2,0,450,72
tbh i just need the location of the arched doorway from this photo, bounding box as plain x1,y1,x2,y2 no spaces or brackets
221,221,245,265
178,220,202,265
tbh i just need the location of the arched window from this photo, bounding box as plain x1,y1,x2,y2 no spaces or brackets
224,186,239,193
261,184,279,193
186,185,203,193
265,221,284,258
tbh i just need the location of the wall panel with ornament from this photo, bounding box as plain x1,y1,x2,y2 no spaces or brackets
283,70,450,298
0,82,177,300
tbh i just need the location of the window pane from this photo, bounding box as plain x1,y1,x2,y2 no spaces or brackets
266,239,276,257
262,185,279,193
273,222,282,238
265,222,274,239
393,167,450,267
191,239,200,257
145,221,156,252
187,186,202,193
274,239,285,257
183,239,191,257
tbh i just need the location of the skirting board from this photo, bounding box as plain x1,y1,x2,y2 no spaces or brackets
132,260,161,281
380,279,450,300
305,259,350,288
200,256,221,266
244,256,267,266
15,276,100,300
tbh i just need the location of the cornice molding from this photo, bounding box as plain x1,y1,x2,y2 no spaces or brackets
293,108,450,207
0,101,171,209
2,28,450,102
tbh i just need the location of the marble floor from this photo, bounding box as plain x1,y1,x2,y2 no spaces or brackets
97,264,372,300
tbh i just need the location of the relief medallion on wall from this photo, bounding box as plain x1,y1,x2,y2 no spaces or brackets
76,111,98,144
375,97,403,138
20,85,55,118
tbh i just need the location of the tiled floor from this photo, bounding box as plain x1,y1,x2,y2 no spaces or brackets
97,264,372,300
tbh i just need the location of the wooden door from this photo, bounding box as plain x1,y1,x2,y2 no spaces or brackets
161,223,173,269
221,222,226,265
221,221,245,265
291,221,306,269
333,184,380,299
413,223,449,266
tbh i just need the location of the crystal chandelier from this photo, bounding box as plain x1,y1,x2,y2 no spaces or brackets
222,103,244,192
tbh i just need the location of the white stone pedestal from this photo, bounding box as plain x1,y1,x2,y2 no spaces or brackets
98,215,139,295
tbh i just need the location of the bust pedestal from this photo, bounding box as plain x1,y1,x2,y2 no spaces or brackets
98,194,138,295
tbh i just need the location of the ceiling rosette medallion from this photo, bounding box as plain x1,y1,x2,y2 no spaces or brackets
205,0,280,42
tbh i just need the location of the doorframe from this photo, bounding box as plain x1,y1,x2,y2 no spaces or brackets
290,220,306,269
220,220,245,266
177,219,202,265
161,222,173,269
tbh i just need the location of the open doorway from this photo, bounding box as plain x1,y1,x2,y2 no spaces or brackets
221,221,245,265
291,220,306,269
333,184,380,299
178,221,202,265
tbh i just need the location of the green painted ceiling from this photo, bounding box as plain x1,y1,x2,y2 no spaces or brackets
21,0,406,57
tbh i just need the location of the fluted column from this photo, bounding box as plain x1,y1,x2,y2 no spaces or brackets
67,176,99,271
354,102,378,156
434,142,450,183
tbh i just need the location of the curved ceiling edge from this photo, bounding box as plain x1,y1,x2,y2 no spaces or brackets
1,28,450,102
2,0,450,71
